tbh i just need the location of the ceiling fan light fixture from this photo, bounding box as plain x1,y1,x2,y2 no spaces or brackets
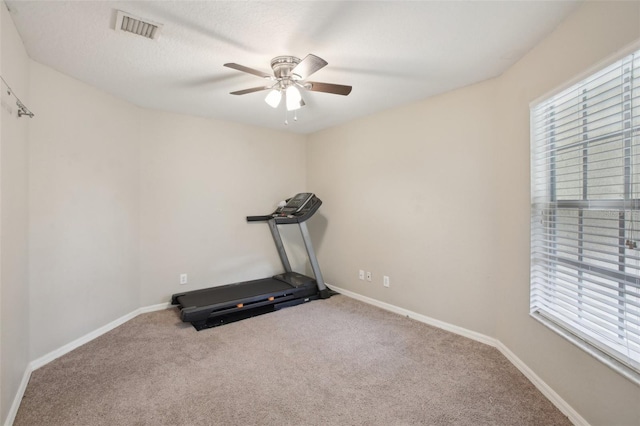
225,54,352,122
286,85,302,111
265,89,282,108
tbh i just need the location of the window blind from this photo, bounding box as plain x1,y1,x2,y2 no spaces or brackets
530,49,640,375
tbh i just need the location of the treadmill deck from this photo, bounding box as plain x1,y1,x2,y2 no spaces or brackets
176,278,293,308
172,272,318,324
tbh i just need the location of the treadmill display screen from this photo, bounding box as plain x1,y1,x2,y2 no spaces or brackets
285,193,313,211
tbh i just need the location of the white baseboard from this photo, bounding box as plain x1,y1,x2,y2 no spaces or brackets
30,302,171,370
330,285,497,347
329,284,589,426
495,341,589,426
4,302,171,426
4,365,32,426
138,302,171,314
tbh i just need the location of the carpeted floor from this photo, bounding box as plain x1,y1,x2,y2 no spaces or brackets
14,295,571,425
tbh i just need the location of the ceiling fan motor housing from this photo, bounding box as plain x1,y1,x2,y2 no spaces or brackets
271,56,301,80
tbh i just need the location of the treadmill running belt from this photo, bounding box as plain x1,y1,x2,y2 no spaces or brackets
175,278,294,309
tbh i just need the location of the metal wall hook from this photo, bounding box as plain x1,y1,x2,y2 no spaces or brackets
1,76,34,118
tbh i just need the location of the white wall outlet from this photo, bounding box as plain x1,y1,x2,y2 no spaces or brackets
366,271,372,282
359,269,365,280
180,273,188,285
383,275,390,287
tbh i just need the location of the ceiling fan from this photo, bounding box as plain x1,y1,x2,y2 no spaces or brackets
224,54,352,114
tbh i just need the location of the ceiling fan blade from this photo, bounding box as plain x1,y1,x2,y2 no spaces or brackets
224,63,273,79
306,81,352,96
291,54,328,79
230,86,271,95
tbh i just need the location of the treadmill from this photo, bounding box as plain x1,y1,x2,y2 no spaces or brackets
171,193,331,330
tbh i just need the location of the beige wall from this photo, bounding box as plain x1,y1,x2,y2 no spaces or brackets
307,1,640,425
139,110,307,305
27,62,141,360
494,2,640,425
0,4,30,422
26,64,308,360
307,79,499,337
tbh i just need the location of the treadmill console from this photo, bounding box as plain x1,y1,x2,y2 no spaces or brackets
278,192,314,215
246,193,322,224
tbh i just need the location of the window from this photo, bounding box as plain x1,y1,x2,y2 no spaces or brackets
530,48,640,379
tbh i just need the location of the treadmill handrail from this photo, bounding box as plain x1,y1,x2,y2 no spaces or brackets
246,215,272,222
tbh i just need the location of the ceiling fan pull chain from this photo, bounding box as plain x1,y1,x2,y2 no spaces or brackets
284,109,288,125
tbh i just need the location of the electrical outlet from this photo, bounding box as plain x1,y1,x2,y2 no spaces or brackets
383,275,390,288
180,273,188,285
366,271,372,282
359,270,365,280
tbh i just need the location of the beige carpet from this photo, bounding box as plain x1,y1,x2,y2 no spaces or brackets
14,295,570,425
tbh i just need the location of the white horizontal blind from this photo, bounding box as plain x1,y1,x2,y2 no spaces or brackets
531,49,640,374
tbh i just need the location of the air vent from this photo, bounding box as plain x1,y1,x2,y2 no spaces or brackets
115,10,162,40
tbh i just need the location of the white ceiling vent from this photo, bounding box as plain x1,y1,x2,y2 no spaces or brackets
115,10,162,40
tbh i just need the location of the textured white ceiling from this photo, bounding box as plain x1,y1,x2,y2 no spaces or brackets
6,1,580,134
